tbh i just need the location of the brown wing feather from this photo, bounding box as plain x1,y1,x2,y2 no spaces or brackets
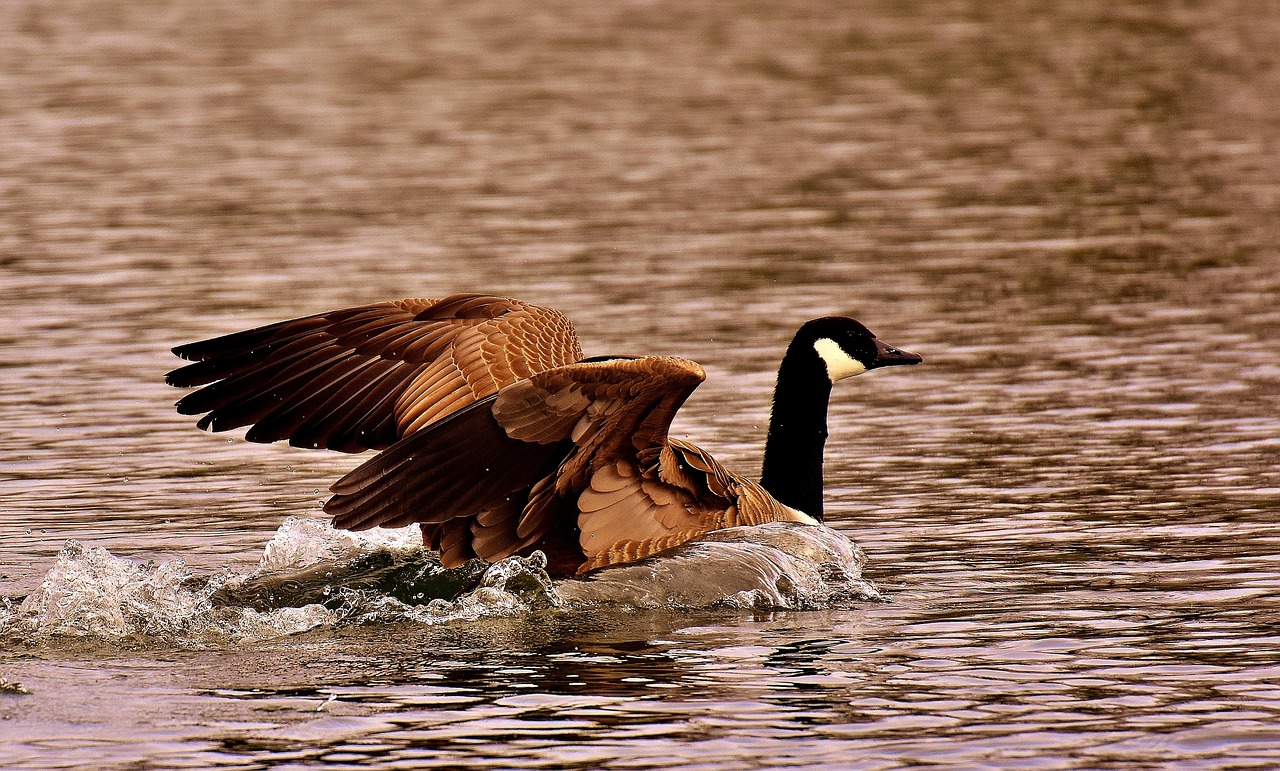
167,293,583,452
325,395,574,531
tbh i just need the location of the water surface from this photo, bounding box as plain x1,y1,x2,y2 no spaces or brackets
2,1,1279,768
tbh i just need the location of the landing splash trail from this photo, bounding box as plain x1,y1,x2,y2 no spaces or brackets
0,518,882,647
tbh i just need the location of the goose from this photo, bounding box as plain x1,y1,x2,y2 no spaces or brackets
167,293,921,576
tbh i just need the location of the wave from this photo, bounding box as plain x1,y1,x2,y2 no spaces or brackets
0,517,882,647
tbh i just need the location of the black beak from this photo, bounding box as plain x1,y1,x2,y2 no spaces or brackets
870,338,922,369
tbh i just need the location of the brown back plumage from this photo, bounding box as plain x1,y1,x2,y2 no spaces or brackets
169,293,812,575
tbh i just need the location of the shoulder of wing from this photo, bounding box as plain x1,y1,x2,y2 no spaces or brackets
529,356,705,393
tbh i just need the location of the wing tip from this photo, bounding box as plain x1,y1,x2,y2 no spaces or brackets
165,366,204,389
170,342,198,362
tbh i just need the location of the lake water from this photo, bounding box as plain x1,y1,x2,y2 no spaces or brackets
2,1,1279,768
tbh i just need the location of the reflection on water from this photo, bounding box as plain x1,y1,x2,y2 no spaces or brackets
2,0,1280,768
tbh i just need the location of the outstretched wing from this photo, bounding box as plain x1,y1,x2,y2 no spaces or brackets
166,293,582,453
325,355,766,573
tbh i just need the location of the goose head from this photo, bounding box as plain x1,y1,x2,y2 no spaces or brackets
794,316,922,382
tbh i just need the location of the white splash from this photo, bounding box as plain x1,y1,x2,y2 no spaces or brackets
255,516,424,573
0,518,880,647
3,541,336,644
560,522,883,609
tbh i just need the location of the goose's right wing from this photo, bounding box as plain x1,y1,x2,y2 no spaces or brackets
166,293,582,453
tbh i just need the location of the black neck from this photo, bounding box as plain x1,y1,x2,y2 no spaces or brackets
759,345,833,520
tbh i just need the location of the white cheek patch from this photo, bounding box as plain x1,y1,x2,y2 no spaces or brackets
813,338,867,381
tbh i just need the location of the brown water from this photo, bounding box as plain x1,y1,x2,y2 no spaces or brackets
3,1,1280,768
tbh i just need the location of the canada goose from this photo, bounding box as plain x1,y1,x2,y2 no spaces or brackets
167,293,920,576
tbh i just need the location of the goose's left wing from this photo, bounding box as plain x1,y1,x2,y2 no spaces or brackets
326,356,774,573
